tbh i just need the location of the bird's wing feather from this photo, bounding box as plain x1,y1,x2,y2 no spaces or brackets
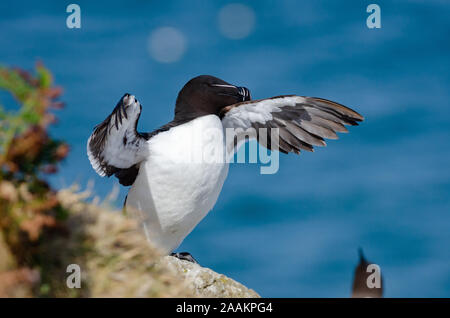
221,95,364,156
87,94,149,184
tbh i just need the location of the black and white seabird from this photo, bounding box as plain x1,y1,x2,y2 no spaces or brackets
87,75,364,262
352,248,383,298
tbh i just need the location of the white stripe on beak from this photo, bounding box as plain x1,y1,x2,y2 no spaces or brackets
211,84,237,88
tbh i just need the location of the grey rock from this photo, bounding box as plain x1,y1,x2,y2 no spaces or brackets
161,256,260,298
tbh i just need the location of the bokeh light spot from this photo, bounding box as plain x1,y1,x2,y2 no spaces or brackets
148,27,186,63
218,3,255,39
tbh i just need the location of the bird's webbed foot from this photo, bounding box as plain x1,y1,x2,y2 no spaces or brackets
170,252,199,264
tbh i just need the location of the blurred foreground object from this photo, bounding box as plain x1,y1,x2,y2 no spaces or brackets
0,63,68,178
0,64,71,296
2,185,258,297
352,248,384,298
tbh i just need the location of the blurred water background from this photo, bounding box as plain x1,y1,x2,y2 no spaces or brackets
1,0,449,297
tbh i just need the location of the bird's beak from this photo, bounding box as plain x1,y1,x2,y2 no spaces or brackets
237,86,251,102
212,84,251,102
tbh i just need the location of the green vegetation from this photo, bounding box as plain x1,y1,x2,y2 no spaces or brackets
0,64,70,296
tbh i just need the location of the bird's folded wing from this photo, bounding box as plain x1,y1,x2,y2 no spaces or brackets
221,95,364,156
87,94,149,180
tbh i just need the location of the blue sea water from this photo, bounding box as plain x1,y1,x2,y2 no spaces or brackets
1,0,449,297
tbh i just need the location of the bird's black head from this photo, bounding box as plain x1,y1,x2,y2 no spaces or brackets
175,75,251,121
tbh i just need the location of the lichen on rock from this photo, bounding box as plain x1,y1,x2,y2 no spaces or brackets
160,256,260,298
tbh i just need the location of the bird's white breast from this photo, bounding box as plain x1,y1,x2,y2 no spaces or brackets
125,115,229,253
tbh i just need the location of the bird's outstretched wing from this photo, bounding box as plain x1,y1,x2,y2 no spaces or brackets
87,94,149,184
221,95,364,156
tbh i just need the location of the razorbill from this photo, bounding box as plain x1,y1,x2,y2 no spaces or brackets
352,248,383,297
87,75,364,262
